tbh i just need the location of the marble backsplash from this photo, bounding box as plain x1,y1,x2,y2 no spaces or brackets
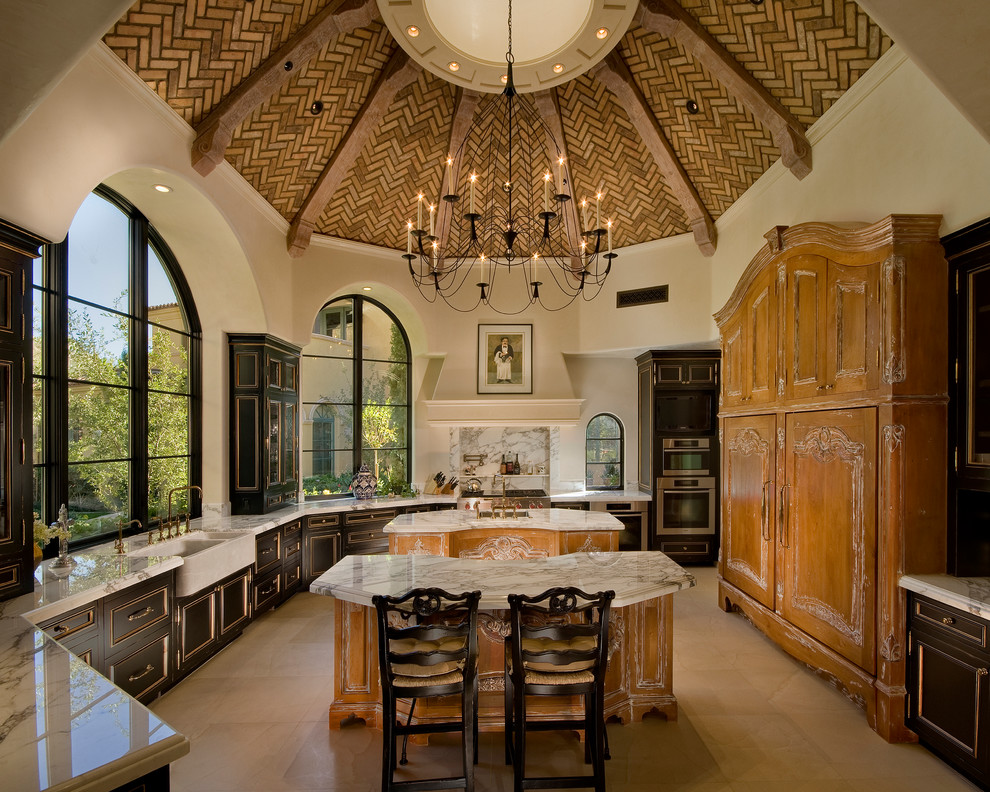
449,427,561,491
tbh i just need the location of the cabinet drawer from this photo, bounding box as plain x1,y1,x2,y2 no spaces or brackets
107,629,170,702
256,530,282,573
283,531,302,560
660,540,711,556
343,509,398,526
40,602,99,643
283,558,302,592
283,519,301,542
913,596,988,648
254,568,282,613
308,513,340,529
105,582,170,651
345,527,388,554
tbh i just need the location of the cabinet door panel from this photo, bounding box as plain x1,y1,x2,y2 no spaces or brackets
780,408,877,672
828,261,880,394
748,273,776,405
721,318,744,407
785,256,827,399
721,415,777,609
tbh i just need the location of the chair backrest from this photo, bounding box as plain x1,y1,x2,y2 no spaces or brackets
373,588,481,693
507,587,615,679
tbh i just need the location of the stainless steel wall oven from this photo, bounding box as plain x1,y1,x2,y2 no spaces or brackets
657,476,716,536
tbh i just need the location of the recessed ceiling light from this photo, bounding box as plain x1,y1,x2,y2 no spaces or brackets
310,100,324,115
552,63,564,74
406,25,420,37
153,184,172,193
596,27,609,40
686,99,700,114
448,61,460,72
362,286,372,291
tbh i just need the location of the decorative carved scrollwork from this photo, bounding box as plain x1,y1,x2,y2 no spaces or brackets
728,427,770,456
880,632,902,662
881,254,906,383
459,536,549,560
478,613,511,643
407,537,430,555
792,425,864,465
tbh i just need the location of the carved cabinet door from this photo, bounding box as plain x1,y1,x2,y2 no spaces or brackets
826,260,880,395
721,267,777,409
779,408,877,673
721,414,778,610
783,254,828,400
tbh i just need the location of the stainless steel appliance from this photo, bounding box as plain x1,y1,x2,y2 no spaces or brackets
661,437,712,477
457,488,552,512
589,500,648,551
656,476,716,536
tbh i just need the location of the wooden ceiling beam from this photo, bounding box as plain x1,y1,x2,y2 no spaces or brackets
287,49,421,257
191,0,379,176
434,88,482,252
591,50,716,256
636,0,812,180
533,89,585,264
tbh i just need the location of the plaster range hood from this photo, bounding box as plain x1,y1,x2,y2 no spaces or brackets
423,399,585,427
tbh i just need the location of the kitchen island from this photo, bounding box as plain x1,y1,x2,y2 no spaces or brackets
311,532,695,730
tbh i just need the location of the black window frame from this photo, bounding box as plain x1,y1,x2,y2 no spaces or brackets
33,184,202,549
585,412,624,491
301,295,412,498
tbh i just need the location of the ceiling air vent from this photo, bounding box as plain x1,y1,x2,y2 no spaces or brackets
616,285,669,308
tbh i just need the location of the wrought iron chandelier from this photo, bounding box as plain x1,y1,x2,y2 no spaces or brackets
402,0,616,314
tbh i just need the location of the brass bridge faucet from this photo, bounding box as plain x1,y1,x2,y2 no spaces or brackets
167,485,204,532
115,519,142,554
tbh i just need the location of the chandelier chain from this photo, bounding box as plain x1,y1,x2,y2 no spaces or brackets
506,0,512,63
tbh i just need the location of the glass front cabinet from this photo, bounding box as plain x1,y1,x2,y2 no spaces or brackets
228,334,300,515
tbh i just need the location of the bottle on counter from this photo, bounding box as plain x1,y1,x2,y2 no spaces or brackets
500,454,507,474
506,454,513,474
514,453,520,474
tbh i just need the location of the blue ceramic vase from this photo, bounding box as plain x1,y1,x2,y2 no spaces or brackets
352,463,377,499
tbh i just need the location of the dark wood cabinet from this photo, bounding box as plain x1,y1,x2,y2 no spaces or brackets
0,221,40,602
228,334,301,515
908,593,990,786
103,572,174,703
342,508,396,556
303,513,342,586
39,601,103,669
253,519,303,614
175,566,252,677
944,218,990,576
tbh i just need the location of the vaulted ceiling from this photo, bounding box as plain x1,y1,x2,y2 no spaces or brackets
102,0,891,258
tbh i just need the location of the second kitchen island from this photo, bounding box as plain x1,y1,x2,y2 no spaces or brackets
311,509,695,731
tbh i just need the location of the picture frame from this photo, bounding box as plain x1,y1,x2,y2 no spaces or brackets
478,324,532,394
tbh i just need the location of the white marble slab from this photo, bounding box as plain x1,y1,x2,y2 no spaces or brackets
311,551,695,610
900,573,990,620
549,489,651,503
384,508,623,533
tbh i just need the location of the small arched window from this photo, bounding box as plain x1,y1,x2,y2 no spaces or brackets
586,414,623,490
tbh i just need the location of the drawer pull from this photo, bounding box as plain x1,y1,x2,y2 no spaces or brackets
53,624,68,635
260,547,276,555
259,583,278,597
128,664,156,682
942,617,955,625
127,606,154,622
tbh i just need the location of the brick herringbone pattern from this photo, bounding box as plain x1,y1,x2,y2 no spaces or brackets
228,22,396,220
317,70,456,247
676,0,892,127
102,0,892,249
105,0,333,125
620,26,777,218
557,75,689,249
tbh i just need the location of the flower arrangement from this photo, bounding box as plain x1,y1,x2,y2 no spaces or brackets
33,508,71,548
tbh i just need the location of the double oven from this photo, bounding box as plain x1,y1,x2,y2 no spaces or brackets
656,437,716,537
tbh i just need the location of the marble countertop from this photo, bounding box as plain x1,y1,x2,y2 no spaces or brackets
900,573,990,620
311,551,695,609
549,489,651,503
384,508,623,533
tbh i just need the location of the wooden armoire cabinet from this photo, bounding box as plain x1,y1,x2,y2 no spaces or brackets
715,216,948,742
0,222,39,601
228,334,301,515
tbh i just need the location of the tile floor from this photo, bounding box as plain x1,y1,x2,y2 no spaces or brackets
150,567,978,791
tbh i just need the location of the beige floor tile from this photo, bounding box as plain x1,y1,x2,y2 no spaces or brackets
151,566,979,791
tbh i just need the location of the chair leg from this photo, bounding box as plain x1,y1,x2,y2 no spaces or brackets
382,692,395,792
399,698,416,766
473,675,480,765
593,688,606,792
513,686,526,792
463,683,475,792
504,671,513,766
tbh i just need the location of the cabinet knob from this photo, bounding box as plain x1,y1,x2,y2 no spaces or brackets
978,668,989,677
942,617,955,625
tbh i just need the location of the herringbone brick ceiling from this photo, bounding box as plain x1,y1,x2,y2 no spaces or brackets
103,0,891,254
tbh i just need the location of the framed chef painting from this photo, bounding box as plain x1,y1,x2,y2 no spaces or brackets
477,324,532,394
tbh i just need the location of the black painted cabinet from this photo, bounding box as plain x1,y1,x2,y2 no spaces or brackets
175,566,252,677
228,334,301,515
303,513,342,586
907,593,990,787
0,222,39,601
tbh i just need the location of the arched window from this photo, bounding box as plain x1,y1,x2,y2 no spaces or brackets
586,414,623,490
301,296,411,497
33,185,201,546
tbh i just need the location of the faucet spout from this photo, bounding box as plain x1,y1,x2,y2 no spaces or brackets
115,519,143,554
167,485,204,524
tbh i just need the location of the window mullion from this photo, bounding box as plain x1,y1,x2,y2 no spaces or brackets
352,296,363,474
129,212,149,528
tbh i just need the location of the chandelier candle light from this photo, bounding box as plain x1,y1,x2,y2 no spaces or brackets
402,0,616,314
